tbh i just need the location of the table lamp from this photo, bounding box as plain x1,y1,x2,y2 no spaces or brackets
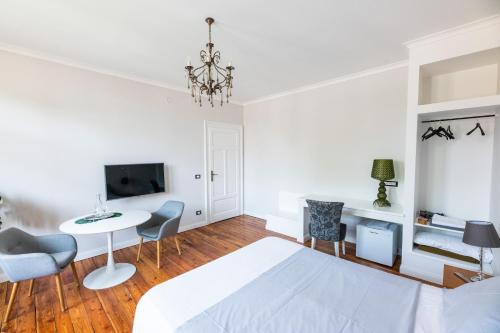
371,159,395,207
462,221,500,281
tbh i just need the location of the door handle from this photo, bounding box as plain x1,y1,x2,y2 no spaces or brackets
210,170,218,182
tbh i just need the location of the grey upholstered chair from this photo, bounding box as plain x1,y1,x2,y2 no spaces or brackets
306,200,346,257
136,200,185,269
0,227,79,323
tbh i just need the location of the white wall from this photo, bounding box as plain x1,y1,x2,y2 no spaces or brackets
243,66,408,220
0,50,243,261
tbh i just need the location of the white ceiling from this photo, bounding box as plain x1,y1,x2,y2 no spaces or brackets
0,1,499,103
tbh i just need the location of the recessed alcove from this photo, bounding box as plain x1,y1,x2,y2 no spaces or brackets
418,46,500,105
417,113,496,221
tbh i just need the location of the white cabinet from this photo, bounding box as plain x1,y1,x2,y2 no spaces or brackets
356,220,398,266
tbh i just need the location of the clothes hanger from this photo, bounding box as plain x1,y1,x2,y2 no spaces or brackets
446,124,455,140
467,122,486,136
435,121,453,140
422,124,445,141
422,126,440,141
421,126,434,141
422,122,454,141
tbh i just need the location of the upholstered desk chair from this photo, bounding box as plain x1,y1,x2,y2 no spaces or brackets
0,228,79,324
136,200,185,269
306,200,346,257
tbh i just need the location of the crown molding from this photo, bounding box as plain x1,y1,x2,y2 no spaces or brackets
243,60,408,106
0,42,244,106
404,13,500,49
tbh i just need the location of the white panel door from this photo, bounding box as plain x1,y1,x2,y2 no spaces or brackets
207,123,242,223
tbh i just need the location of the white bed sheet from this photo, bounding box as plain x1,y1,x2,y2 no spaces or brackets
133,237,444,333
133,237,302,333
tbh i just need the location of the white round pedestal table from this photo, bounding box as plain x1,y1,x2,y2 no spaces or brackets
60,210,151,290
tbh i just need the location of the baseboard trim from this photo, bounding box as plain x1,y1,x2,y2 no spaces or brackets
243,210,266,220
0,220,209,283
179,220,208,233
73,220,207,262
74,237,141,261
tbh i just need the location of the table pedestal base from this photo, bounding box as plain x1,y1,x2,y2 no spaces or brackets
83,231,136,290
83,263,136,290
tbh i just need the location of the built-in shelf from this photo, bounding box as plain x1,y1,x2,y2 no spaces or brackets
418,46,500,106
416,94,500,116
412,246,493,274
402,15,500,285
414,223,464,234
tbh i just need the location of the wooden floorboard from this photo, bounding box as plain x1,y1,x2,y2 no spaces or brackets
0,215,438,332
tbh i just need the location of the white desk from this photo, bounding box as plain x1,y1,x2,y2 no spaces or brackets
298,195,404,243
60,210,151,289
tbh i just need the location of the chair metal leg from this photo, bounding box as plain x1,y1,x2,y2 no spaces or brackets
136,237,143,262
311,237,317,249
28,279,35,296
70,261,80,287
334,242,340,257
156,240,161,269
54,273,66,312
174,236,182,255
3,282,19,324
342,241,346,256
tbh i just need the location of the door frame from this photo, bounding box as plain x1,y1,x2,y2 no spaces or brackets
204,121,244,224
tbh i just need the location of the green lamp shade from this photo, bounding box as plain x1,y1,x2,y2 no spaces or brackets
371,159,395,181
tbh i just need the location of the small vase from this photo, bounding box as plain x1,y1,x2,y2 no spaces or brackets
94,193,107,217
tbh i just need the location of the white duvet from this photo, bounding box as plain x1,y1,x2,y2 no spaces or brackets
133,237,443,333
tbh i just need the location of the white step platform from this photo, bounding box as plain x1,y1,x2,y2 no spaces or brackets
265,211,299,239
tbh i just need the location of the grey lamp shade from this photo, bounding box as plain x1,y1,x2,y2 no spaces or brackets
462,221,500,248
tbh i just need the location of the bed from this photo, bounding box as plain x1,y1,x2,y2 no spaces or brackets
133,237,499,333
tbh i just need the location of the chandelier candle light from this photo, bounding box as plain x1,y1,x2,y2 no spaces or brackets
185,17,235,107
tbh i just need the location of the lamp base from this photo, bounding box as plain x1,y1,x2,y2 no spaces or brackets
470,247,486,282
373,181,391,207
470,273,485,282
373,198,391,207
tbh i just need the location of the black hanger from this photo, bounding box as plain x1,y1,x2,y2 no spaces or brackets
436,126,447,138
422,124,455,141
467,122,485,136
446,125,455,139
435,125,454,140
421,127,434,141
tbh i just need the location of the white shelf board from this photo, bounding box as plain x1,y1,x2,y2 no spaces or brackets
414,223,464,234
416,94,500,116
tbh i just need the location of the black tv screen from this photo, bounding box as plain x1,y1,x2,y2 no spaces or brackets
105,163,165,200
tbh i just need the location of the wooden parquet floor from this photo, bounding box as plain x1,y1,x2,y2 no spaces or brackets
0,215,436,332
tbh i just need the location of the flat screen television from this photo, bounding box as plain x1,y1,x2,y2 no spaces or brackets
105,163,165,200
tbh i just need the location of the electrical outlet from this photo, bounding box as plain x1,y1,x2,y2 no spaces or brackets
196,210,202,215
195,174,201,179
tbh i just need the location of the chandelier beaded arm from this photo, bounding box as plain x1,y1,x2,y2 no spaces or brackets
185,17,234,107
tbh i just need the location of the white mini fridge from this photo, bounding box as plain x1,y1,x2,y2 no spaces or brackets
356,219,398,266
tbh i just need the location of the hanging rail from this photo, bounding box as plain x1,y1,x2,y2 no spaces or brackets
421,114,496,124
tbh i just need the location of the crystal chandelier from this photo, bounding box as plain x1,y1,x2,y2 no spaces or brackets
185,17,235,107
